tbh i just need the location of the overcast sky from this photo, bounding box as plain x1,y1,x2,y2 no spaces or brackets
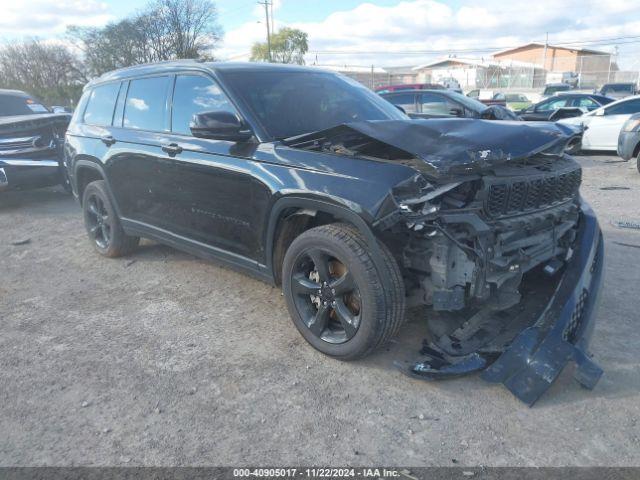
2,0,639,69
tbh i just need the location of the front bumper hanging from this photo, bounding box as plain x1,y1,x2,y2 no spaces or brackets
401,200,604,406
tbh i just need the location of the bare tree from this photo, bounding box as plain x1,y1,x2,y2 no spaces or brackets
68,0,221,77
0,39,86,105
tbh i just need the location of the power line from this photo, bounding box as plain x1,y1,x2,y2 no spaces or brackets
309,37,640,56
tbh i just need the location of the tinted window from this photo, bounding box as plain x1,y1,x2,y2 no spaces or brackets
602,84,634,94
0,93,49,116
172,75,237,135
220,71,406,139
572,97,598,109
537,98,568,111
606,99,640,115
83,83,120,126
420,92,455,116
123,76,170,131
384,93,416,113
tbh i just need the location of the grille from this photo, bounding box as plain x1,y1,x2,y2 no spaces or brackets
485,167,581,217
563,289,588,343
0,136,39,152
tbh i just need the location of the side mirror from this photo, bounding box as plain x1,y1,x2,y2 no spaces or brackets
594,109,605,116
449,107,464,117
190,111,253,142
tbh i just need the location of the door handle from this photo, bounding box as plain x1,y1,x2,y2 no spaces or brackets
101,135,116,146
162,143,183,156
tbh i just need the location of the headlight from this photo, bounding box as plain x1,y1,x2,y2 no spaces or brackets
623,118,640,132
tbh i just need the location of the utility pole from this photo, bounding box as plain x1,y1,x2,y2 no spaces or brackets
542,31,549,83
258,1,272,62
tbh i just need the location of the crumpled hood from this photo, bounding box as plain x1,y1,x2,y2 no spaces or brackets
285,118,581,180
0,113,71,135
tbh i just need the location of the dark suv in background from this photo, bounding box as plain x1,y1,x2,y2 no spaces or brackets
0,89,70,192
65,61,604,405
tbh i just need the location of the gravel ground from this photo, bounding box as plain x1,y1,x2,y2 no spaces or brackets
0,154,639,467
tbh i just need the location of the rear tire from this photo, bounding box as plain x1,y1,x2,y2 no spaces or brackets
636,152,640,174
82,180,139,257
282,223,405,360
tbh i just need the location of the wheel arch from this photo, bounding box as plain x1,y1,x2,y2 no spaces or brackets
74,160,108,204
266,196,384,285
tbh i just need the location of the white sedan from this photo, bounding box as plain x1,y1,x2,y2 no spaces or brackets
558,94,640,151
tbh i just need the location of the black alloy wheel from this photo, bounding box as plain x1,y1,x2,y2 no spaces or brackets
85,193,112,249
82,180,139,257
290,247,362,344
282,223,406,360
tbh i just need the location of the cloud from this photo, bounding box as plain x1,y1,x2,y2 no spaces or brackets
217,0,640,69
0,0,113,37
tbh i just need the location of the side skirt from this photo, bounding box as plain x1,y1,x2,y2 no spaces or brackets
121,218,274,284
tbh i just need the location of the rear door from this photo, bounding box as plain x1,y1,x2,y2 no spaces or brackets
105,74,173,225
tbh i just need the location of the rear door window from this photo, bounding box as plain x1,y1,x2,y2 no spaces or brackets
384,93,416,113
83,83,121,126
123,76,171,131
171,75,238,135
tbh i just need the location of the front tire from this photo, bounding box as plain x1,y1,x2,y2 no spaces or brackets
282,223,405,360
82,180,139,257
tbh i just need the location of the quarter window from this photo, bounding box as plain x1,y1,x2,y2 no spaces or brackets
171,75,237,135
83,83,120,126
123,76,171,131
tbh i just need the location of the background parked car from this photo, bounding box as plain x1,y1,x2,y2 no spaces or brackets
466,89,507,107
597,82,638,99
380,89,519,120
0,89,70,192
542,83,573,97
375,83,444,94
519,93,614,121
493,92,531,111
559,95,640,151
617,112,640,172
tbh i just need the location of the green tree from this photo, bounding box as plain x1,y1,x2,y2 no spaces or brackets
251,27,308,64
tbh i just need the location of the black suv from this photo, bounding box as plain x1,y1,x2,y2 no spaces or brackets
65,61,604,405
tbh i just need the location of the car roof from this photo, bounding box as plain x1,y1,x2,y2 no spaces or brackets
601,82,635,87
87,60,330,87
0,88,30,97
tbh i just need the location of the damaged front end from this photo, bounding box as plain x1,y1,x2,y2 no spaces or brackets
286,119,603,405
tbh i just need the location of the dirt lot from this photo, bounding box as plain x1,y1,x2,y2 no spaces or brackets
1,154,639,467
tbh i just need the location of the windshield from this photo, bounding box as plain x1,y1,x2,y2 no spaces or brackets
220,70,407,139
0,93,50,116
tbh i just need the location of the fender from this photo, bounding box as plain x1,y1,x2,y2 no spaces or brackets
264,195,384,283
72,159,124,216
